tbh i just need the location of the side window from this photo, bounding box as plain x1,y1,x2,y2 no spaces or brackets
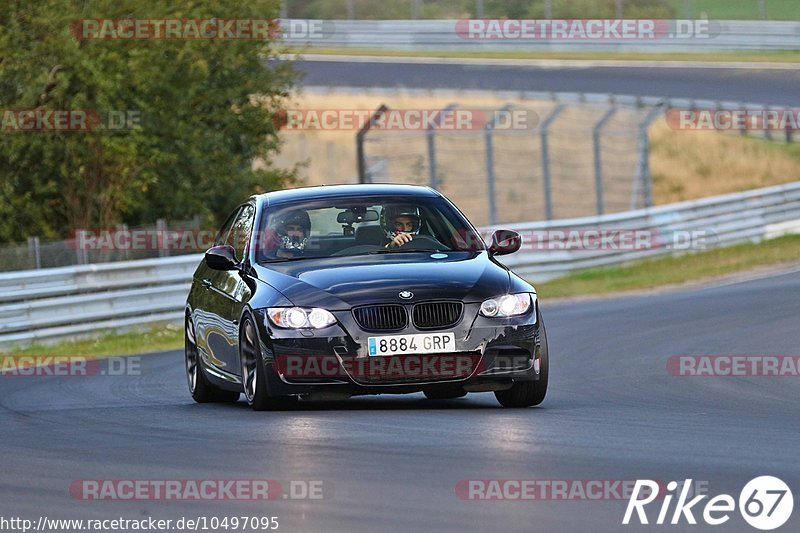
215,207,241,247
227,204,256,262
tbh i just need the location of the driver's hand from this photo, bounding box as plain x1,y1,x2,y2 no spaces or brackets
387,233,413,248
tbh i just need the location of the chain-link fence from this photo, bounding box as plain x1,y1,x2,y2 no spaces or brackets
357,92,798,227
0,217,203,272
358,94,665,226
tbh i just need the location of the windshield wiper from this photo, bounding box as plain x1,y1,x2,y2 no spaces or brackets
260,255,325,263
366,248,441,255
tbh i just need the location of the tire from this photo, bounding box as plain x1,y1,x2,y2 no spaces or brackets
494,317,549,408
239,315,298,411
423,389,467,400
186,315,240,403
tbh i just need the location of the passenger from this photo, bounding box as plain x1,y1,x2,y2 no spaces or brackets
268,210,311,259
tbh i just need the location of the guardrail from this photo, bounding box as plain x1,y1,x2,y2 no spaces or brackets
498,181,800,279
2,181,799,345
0,255,200,345
284,19,800,52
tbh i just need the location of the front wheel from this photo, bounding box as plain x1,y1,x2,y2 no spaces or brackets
495,318,549,408
240,315,297,411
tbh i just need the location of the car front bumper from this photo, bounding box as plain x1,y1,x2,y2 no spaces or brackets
253,303,545,397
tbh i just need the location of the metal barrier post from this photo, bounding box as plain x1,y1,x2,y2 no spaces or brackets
633,102,666,209
27,237,41,270
426,104,458,190
540,103,566,220
484,105,512,225
157,219,167,258
592,105,618,216
356,104,388,183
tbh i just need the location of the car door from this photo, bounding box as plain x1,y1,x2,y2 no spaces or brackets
213,202,257,374
195,206,242,376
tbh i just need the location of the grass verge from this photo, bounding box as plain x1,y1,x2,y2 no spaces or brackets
650,124,800,204
288,47,800,64
536,234,800,299
0,322,183,359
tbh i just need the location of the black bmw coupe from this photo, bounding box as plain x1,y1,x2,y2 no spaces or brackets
185,184,548,409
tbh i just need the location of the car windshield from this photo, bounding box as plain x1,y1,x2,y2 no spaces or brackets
255,195,486,263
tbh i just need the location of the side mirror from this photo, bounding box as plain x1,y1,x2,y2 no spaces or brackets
489,230,521,256
205,245,239,271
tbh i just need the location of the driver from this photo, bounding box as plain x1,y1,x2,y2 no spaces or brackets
274,210,311,258
381,205,422,248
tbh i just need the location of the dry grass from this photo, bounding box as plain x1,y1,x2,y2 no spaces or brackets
650,122,800,203
274,89,800,223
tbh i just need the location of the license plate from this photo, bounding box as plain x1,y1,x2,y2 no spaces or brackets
368,332,455,356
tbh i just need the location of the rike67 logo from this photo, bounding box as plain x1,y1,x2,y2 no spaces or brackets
624,476,793,530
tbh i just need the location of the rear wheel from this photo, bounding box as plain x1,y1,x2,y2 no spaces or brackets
186,316,240,403
240,315,297,411
495,318,549,408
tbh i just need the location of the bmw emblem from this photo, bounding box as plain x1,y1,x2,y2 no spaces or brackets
399,291,414,300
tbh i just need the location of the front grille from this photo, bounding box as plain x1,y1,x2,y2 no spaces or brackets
353,304,407,331
413,301,463,330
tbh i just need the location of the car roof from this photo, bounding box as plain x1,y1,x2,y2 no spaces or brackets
253,184,442,206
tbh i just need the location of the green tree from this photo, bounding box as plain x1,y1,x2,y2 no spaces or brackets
0,0,297,242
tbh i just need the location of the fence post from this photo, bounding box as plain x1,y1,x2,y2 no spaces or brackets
633,102,666,210
484,105,512,226
73,232,83,266
762,105,773,142
758,0,767,20
27,236,41,269
615,0,623,18
411,0,421,19
592,105,618,216
683,0,694,18
156,219,167,258
540,103,566,220
121,223,129,260
356,104,388,183
426,104,458,190
739,102,748,138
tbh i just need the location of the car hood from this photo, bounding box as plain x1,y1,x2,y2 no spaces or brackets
253,251,511,309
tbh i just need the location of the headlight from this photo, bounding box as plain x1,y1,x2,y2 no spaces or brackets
480,293,534,317
266,307,337,329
